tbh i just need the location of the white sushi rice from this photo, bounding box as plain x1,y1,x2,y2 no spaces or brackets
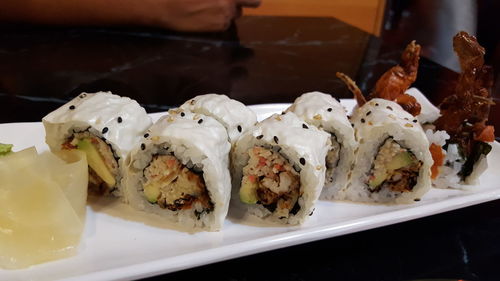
180,94,257,144
425,129,450,147
424,128,461,189
43,91,152,197
232,112,330,224
286,91,357,200
346,98,433,204
125,110,231,231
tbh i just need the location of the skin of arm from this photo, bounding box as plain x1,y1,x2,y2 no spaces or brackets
0,0,261,32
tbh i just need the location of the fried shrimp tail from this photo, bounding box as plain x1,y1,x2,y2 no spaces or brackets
453,31,485,74
336,72,366,106
434,31,495,155
371,41,422,116
395,94,421,117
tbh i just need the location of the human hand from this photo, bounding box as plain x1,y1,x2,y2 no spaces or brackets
152,0,261,32
0,0,260,32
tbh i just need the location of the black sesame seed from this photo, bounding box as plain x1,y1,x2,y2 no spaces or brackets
117,117,123,123
375,103,379,106
327,108,333,112
414,198,421,202
351,123,354,127
102,127,108,134
141,143,146,150
299,158,306,165
144,133,149,138
69,105,75,110
180,112,185,117
198,119,203,124
256,135,263,140
273,136,279,144
413,119,418,123
366,111,372,116
386,106,393,111
302,123,309,129
237,125,242,132
361,118,365,123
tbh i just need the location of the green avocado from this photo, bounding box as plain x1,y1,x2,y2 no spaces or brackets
239,177,259,204
77,138,116,187
143,182,161,203
387,151,414,170
368,151,414,189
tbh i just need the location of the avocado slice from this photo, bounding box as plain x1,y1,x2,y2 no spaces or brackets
368,151,415,189
239,176,259,204
77,138,116,187
387,151,414,170
143,182,161,203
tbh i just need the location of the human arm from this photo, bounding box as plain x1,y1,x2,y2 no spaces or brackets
0,0,261,32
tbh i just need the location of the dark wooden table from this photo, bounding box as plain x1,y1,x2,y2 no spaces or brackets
1,15,499,281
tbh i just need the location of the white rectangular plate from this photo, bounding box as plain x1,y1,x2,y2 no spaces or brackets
1,101,500,281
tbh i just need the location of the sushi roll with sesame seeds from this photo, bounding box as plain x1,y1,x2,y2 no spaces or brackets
179,94,257,144
43,92,152,197
286,92,357,200
125,109,231,231
232,112,330,224
346,98,433,204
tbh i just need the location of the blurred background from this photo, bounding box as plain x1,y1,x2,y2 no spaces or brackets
0,0,498,122
247,0,499,74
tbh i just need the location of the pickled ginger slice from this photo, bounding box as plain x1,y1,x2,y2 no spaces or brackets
0,148,88,269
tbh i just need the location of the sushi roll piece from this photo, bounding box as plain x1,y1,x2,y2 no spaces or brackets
428,31,495,188
286,91,357,200
180,94,257,144
334,40,432,203
347,98,433,203
232,112,330,224
125,110,231,231
43,92,152,196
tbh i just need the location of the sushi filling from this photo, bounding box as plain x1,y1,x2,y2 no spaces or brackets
325,134,341,184
240,146,301,218
367,138,422,193
142,154,213,214
62,131,119,194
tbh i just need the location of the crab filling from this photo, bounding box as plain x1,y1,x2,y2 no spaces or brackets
325,135,341,184
142,155,213,213
62,132,118,194
367,138,422,192
240,146,301,218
